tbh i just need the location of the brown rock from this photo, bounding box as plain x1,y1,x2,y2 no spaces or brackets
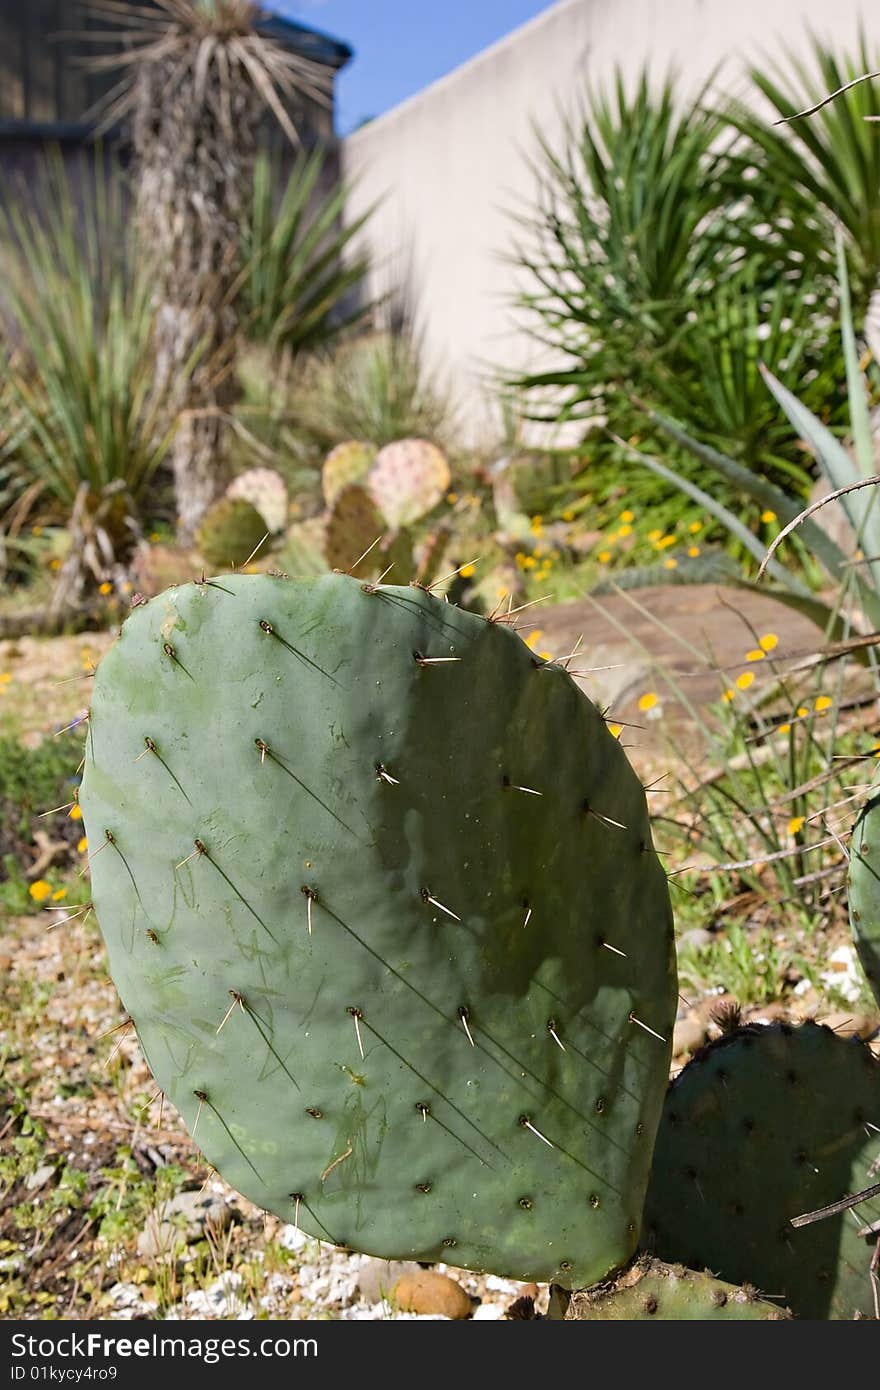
392,1270,473,1319
357,1258,421,1304
815,1010,879,1040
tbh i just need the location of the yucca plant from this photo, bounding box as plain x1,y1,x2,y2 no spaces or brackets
242,147,372,357
617,234,880,650
84,0,332,540
514,66,846,520
0,156,176,604
727,33,880,308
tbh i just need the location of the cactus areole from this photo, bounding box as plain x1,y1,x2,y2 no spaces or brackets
80,573,676,1287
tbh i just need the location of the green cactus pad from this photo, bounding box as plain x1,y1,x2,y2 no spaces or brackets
847,795,880,1008
226,469,288,534
80,573,675,1288
196,498,270,570
367,440,450,530
558,1257,791,1319
324,484,413,583
644,1022,880,1319
322,442,376,509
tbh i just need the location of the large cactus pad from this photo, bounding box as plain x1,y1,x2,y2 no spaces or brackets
644,1022,880,1319
80,573,676,1287
848,795,880,1008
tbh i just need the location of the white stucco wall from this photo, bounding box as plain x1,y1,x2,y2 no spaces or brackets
343,0,874,443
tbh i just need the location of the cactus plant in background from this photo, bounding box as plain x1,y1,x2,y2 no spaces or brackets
195,498,270,570
643,1021,880,1319
323,485,415,583
366,440,451,530
322,442,377,509
226,468,289,535
79,571,677,1288
848,795,880,1009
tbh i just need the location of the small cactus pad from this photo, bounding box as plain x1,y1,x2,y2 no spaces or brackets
644,1022,880,1319
80,572,676,1287
367,440,450,530
322,441,376,509
847,795,880,1008
559,1257,791,1319
196,498,270,570
324,484,413,583
226,469,289,534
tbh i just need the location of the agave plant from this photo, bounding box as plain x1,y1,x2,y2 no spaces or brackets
84,0,332,540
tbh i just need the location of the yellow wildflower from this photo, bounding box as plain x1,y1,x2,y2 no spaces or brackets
29,880,52,903
663,558,677,570
796,706,809,718
68,804,82,821
149,532,161,543
52,888,67,902
618,524,633,538
77,836,88,855
523,555,536,570
778,723,791,735
735,671,755,691
746,649,765,663
446,492,458,504
98,581,113,596
647,529,663,542
0,673,11,684
814,695,832,713
688,521,702,534
562,509,575,522
530,516,543,535
788,816,806,836
761,510,777,524
49,558,61,571
657,535,676,549
722,689,735,702
598,550,612,564
31,525,43,536
687,546,700,558
638,692,659,712
459,563,476,579
620,510,635,523
759,633,778,652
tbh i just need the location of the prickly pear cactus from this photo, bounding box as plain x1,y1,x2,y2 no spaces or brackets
644,1022,880,1319
557,1257,791,1319
322,442,376,509
196,498,270,570
367,439,450,530
324,484,413,583
79,572,676,1287
226,469,288,534
847,795,880,1008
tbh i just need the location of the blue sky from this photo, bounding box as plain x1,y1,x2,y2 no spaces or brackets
276,1,559,134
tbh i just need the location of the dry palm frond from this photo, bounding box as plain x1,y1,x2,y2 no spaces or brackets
81,1,331,142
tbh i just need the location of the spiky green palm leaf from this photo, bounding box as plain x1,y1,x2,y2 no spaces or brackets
242,148,372,357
